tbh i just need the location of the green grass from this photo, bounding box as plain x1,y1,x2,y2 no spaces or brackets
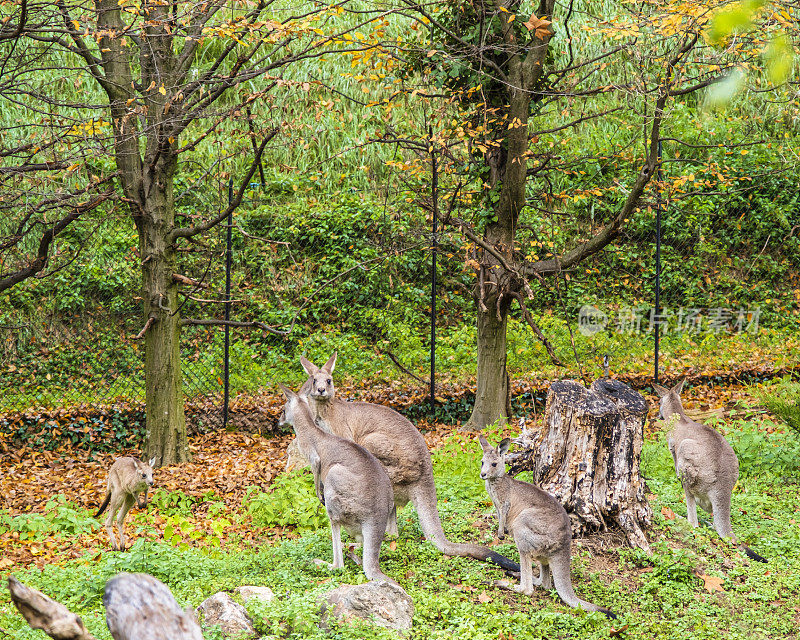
2,415,800,639
757,379,800,435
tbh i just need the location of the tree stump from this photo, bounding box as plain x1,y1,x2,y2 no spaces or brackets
506,378,651,552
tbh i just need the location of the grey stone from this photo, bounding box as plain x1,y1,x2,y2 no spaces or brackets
320,580,414,634
234,586,275,605
197,592,256,639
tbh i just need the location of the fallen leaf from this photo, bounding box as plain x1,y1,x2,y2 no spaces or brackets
609,624,629,637
661,506,676,520
699,574,725,593
477,591,492,603
388,540,397,551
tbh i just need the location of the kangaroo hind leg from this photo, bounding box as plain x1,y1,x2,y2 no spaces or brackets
116,494,135,551
710,489,736,542
534,559,552,589
513,552,535,596
361,521,397,585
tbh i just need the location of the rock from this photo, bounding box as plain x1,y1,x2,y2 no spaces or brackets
284,437,310,472
320,581,414,634
234,586,275,605
197,592,256,639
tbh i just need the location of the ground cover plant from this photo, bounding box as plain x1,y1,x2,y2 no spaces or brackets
1,382,799,639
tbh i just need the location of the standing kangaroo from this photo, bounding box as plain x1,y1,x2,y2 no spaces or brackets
96,457,155,551
654,379,767,562
278,384,397,584
298,353,519,573
479,435,616,618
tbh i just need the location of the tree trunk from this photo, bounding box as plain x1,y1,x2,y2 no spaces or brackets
465,303,511,429
139,158,189,467
507,378,652,551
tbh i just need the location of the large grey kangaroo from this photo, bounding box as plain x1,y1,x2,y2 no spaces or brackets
96,457,155,551
479,435,616,618
278,384,397,584
298,353,519,573
654,379,766,562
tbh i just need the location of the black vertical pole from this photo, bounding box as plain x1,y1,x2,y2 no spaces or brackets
654,140,662,383
223,179,233,428
429,127,437,413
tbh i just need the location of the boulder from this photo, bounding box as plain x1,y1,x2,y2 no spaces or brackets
320,581,414,634
197,592,256,639
234,586,275,606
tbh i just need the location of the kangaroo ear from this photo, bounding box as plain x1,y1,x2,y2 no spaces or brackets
478,434,491,451
672,378,685,395
497,438,511,455
299,356,318,376
278,383,296,399
322,352,337,374
148,457,156,468
652,383,669,397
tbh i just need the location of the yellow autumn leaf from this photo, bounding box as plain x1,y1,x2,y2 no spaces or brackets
523,14,553,40
158,85,166,95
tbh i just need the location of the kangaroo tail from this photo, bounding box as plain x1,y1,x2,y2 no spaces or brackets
551,552,617,619
412,486,520,573
96,492,111,517
740,544,768,563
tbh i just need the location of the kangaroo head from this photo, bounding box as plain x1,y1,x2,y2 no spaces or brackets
478,435,511,480
135,458,155,488
653,379,685,419
278,383,308,427
299,352,337,401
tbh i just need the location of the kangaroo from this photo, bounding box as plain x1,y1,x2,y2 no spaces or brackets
297,353,519,573
479,435,616,618
278,383,397,584
653,379,767,562
96,456,155,551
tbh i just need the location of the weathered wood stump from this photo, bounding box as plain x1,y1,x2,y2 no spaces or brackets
506,378,652,552
8,573,203,640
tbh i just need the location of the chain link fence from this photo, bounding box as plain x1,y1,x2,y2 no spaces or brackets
2,160,798,430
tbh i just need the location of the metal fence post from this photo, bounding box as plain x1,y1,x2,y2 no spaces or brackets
654,140,663,383
429,127,437,414
223,179,233,428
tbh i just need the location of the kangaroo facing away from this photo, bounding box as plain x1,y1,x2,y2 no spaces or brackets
654,379,767,562
97,456,155,551
298,353,519,573
479,435,616,618
278,384,397,584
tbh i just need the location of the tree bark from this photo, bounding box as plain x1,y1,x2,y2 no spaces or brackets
138,152,189,466
464,303,511,429
464,0,555,430
507,378,652,551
